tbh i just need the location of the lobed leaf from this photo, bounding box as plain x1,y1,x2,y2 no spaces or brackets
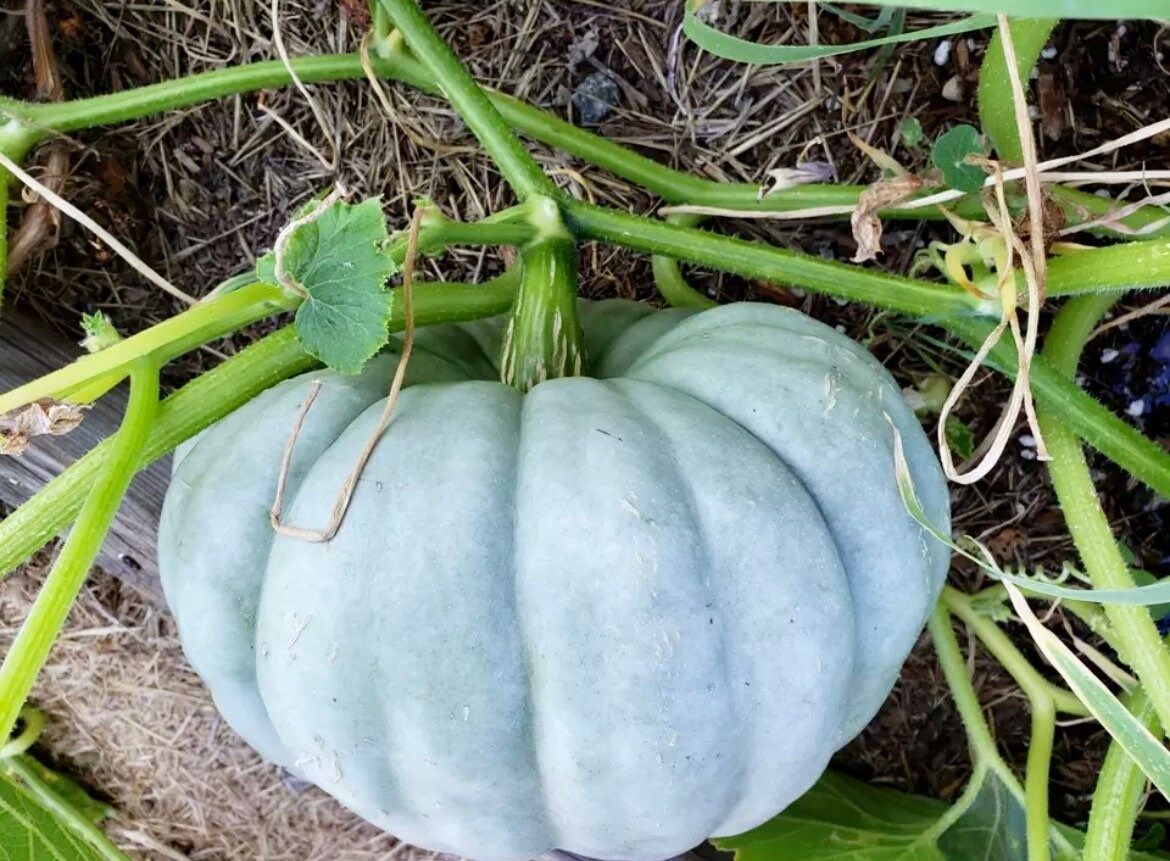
931,126,987,194
0,761,123,861
714,768,1167,861
257,198,396,375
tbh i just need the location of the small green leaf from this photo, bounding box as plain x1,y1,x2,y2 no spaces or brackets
79,313,122,354
935,770,1027,860
931,126,987,194
1134,823,1167,851
945,416,975,461
714,771,948,860
0,757,126,860
900,117,925,148
258,198,396,374
713,768,1166,861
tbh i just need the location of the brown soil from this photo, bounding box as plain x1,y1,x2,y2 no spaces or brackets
2,1,1169,857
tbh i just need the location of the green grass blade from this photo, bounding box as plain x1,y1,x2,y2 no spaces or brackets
687,1,1168,66
1005,582,1170,800
745,0,1168,17
684,7,995,64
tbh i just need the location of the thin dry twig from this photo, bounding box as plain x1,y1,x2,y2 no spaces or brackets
998,15,1048,299
269,206,423,542
270,0,337,171
1062,189,1170,237
1090,292,1170,341
0,150,197,305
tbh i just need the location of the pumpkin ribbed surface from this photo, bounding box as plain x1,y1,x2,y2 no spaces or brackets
158,301,950,861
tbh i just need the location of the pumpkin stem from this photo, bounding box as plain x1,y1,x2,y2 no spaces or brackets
500,196,583,391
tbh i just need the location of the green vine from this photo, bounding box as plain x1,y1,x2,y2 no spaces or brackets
1038,294,1170,737
0,360,158,741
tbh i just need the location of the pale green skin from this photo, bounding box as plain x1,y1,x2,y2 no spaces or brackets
158,301,950,861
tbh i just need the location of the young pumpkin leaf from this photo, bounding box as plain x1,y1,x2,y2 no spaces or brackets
900,117,926,148
714,768,1166,861
257,198,396,375
944,416,975,461
931,126,986,194
713,771,951,860
712,767,1150,861
0,758,126,860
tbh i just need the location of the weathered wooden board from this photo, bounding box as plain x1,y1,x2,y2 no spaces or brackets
0,311,168,602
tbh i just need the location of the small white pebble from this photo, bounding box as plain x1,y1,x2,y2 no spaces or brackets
1127,399,1146,417
1021,449,1037,461
933,40,952,66
1019,434,1037,448
942,75,964,102
834,324,847,333
1041,45,1058,59
1101,348,1119,363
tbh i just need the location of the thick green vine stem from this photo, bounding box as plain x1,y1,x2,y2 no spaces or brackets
564,200,988,319
948,314,1170,500
978,18,1057,163
377,0,554,201
0,277,519,581
0,281,296,414
1085,692,1160,860
1038,293,1170,740
6,52,1169,237
501,197,582,390
0,359,158,742
1040,292,1170,856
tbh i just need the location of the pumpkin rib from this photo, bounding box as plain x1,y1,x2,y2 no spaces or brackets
617,364,865,695
508,389,562,851
603,377,745,842
618,322,949,741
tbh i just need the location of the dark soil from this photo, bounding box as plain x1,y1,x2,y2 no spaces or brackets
3,0,1170,849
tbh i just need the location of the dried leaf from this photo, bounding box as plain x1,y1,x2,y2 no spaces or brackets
758,162,835,199
850,174,925,263
0,400,89,456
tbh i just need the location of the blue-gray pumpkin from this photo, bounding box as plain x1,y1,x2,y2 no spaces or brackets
158,300,950,861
